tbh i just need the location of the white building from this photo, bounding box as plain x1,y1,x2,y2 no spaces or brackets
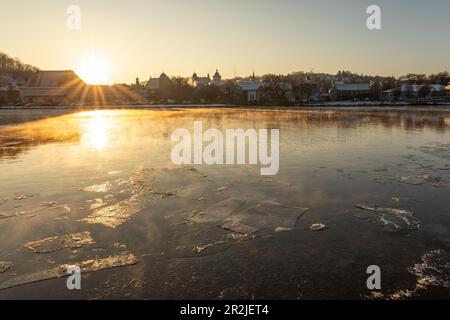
190,69,223,87
237,81,264,102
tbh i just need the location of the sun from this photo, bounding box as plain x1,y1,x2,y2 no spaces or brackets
78,55,110,85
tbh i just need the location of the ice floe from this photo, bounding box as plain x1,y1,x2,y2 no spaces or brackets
24,231,95,253
355,204,420,232
0,262,13,274
0,253,139,290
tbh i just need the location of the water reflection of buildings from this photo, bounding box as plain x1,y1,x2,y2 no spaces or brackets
20,71,144,106
1,109,449,160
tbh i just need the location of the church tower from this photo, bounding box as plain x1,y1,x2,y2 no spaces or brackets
213,69,222,85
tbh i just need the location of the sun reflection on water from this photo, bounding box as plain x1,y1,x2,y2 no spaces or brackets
80,111,114,150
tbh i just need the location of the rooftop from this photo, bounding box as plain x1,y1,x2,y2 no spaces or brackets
334,83,370,91
26,71,85,88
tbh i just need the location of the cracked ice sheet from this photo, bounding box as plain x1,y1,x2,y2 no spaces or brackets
219,221,261,235
24,231,95,253
81,194,144,228
231,201,309,230
133,167,206,196
0,253,139,290
83,182,113,193
191,199,308,231
189,198,247,223
0,202,71,221
81,167,207,228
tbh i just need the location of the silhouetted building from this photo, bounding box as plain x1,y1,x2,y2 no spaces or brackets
145,73,174,99
212,69,222,86
20,70,85,105
329,82,371,101
190,72,211,87
237,81,264,102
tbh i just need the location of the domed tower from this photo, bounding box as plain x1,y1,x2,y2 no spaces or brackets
213,69,222,85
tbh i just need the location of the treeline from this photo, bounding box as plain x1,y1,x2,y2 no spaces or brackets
141,69,450,105
398,72,450,85
0,52,39,79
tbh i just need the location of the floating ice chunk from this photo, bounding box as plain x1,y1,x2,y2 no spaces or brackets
274,227,292,232
310,223,327,231
0,253,139,290
133,167,205,195
90,198,106,210
432,182,450,188
387,250,450,299
81,194,143,228
238,201,308,229
83,182,112,193
24,231,95,253
219,221,260,235
355,204,420,232
0,262,13,273
194,241,227,254
399,176,426,185
419,143,450,161
410,250,450,289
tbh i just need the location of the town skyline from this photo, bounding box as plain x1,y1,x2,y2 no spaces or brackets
3,50,450,86
2,0,450,84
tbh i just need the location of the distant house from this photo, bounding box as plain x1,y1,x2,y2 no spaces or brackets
446,84,450,97
20,70,85,105
237,81,264,103
382,84,446,101
298,80,321,103
329,82,371,101
145,73,173,91
189,70,223,87
145,73,174,99
189,73,210,87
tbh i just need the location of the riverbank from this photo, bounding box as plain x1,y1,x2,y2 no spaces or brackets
2,103,450,112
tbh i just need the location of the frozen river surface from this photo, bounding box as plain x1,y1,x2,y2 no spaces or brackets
0,107,449,299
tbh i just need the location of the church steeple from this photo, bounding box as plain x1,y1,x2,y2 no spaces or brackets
213,69,222,84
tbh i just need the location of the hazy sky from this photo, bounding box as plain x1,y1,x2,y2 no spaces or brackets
1,0,449,84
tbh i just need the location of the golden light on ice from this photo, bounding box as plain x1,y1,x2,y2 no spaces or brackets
80,111,113,150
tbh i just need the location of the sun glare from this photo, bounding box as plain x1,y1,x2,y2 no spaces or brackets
78,55,110,85
80,111,115,150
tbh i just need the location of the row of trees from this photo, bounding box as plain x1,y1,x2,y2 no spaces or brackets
141,69,449,105
0,52,39,81
144,74,317,105
399,72,450,85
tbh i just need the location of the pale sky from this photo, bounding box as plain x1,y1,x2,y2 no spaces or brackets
1,0,449,84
